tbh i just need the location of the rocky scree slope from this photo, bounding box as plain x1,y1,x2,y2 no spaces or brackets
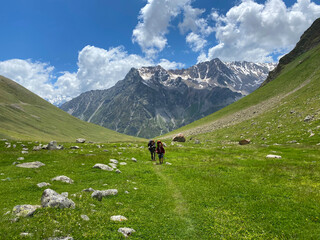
60,59,275,138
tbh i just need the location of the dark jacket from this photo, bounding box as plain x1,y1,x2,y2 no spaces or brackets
156,146,165,154
148,141,156,152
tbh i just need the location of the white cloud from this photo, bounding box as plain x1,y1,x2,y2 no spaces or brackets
202,0,320,62
132,0,192,57
186,32,207,52
0,45,184,105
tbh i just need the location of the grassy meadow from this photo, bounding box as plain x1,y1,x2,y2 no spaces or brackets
1,139,320,239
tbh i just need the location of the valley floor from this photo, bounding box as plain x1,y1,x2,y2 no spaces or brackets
1,140,320,239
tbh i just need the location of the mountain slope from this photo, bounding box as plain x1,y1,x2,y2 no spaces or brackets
0,76,142,142
61,59,274,138
161,19,320,145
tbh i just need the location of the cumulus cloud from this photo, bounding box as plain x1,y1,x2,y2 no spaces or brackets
0,45,184,105
202,0,320,62
132,0,192,57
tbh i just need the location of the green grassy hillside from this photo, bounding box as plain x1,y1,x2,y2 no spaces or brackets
0,76,142,142
161,43,320,146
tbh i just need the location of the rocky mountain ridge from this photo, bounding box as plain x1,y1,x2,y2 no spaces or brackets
61,59,275,138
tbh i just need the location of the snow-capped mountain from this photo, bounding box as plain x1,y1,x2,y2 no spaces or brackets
60,58,276,138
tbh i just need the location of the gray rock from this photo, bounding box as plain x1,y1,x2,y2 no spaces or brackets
194,139,200,144
20,232,33,237
266,154,282,159
33,146,42,151
16,161,45,169
51,175,74,184
82,187,95,192
110,159,119,164
115,169,122,174
109,163,117,169
17,157,25,161
81,214,90,221
70,146,79,149
76,138,86,143
42,144,48,149
93,164,113,171
165,162,172,165
22,148,29,151
13,204,41,217
37,182,51,188
118,227,136,237
287,140,297,144
12,161,19,165
131,157,137,162
172,133,186,142
304,115,313,122
110,215,127,222
21,151,28,154
91,189,118,201
119,162,127,166
61,192,69,198
47,141,64,150
41,189,75,208
47,237,74,240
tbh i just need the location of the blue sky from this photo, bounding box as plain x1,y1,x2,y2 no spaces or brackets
0,0,319,104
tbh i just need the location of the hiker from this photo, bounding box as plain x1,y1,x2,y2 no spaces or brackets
156,140,165,164
148,140,156,161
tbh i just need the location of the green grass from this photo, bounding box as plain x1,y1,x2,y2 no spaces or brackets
0,140,320,239
0,76,143,142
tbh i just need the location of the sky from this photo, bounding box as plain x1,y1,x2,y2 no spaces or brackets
0,0,319,105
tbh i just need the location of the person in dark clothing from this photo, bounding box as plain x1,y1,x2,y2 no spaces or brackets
148,140,156,161
156,140,165,164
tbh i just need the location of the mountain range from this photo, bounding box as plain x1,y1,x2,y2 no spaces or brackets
60,59,275,138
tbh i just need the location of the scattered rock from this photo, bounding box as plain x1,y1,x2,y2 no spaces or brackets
70,146,79,149
239,139,251,145
131,158,137,162
194,139,200,144
41,189,75,209
118,227,136,237
109,163,117,169
21,151,28,154
37,182,51,188
119,162,127,165
110,159,119,164
33,146,42,151
110,215,127,222
76,138,86,143
103,149,109,152
51,175,74,184
12,161,19,165
165,162,172,165
17,157,25,161
22,148,29,151
172,133,186,142
82,187,95,192
316,143,320,146
266,154,282,159
91,189,118,201
125,191,129,194
47,237,74,240
13,204,41,217
16,161,45,169
41,144,48,149
304,115,313,122
47,141,64,150
93,164,113,171
81,214,90,221
20,232,33,237
287,140,297,144
115,169,122,174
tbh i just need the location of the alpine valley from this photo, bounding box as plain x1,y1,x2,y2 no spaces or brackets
60,59,275,138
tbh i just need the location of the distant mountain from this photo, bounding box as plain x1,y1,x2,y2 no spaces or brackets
0,75,140,142
60,59,275,138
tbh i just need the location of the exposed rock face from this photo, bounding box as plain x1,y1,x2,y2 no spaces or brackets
93,163,113,171
16,161,45,169
41,189,75,208
61,59,274,138
261,18,320,87
13,204,41,217
172,133,186,142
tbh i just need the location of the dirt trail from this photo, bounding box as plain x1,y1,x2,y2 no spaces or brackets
164,76,314,139
154,166,195,235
